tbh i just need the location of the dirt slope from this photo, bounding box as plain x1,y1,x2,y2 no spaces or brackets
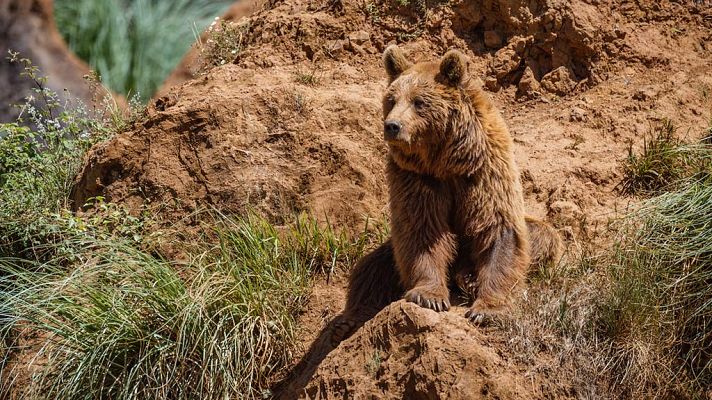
304,301,535,399
72,0,712,232
71,0,712,397
71,62,389,226
0,0,118,123
156,0,267,95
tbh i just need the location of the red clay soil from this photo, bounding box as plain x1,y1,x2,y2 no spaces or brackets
303,301,541,399
0,0,119,123
72,0,712,232
70,0,712,397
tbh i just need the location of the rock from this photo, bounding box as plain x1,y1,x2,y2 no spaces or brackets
71,63,389,230
484,30,503,48
484,76,500,91
569,107,588,122
348,42,366,56
632,86,658,101
490,47,520,81
510,36,529,54
303,301,534,399
517,66,541,98
548,200,583,226
327,39,347,56
348,30,371,46
540,66,577,96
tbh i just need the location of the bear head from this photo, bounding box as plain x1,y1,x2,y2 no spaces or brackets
381,45,485,177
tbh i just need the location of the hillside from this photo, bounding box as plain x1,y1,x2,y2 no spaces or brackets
58,0,712,397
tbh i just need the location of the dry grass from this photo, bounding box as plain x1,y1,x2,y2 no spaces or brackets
294,66,322,87
197,18,249,72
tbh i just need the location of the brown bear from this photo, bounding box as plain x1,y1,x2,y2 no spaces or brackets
332,46,562,343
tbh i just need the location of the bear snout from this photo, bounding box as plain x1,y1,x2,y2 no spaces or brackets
384,120,403,141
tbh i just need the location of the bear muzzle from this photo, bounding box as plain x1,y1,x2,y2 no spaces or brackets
384,120,403,141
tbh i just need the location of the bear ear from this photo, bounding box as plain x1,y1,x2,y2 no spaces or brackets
439,49,469,87
383,45,413,82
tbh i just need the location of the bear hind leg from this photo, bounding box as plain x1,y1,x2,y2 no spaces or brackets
458,227,528,323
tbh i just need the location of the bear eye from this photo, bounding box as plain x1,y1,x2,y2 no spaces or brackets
413,98,426,110
385,95,396,108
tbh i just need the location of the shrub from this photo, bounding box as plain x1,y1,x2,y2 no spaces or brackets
197,17,249,72
0,54,117,258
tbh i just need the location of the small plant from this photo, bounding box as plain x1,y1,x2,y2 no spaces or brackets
703,116,712,144
393,0,429,19
364,2,381,23
292,92,312,115
620,119,689,194
396,29,424,42
365,349,382,376
565,133,586,151
197,17,249,71
294,65,322,86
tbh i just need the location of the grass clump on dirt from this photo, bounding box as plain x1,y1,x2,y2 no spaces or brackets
499,117,711,398
0,212,376,400
620,119,709,194
54,0,233,101
197,18,250,72
294,66,322,87
600,176,712,397
600,123,712,397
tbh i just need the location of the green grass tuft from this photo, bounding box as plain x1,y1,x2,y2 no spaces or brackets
0,211,383,399
294,66,322,87
600,176,712,397
54,0,233,101
620,119,710,195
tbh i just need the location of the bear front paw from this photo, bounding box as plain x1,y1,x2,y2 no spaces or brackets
404,287,450,312
464,300,498,325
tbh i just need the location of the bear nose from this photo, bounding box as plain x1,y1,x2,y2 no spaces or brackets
384,121,402,140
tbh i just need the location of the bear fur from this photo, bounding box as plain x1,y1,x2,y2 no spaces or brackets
332,46,562,343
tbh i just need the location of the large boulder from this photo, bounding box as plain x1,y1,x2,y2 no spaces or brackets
71,63,389,227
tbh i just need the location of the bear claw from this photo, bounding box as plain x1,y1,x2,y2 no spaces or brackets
464,303,496,325
464,309,486,324
404,288,450,312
